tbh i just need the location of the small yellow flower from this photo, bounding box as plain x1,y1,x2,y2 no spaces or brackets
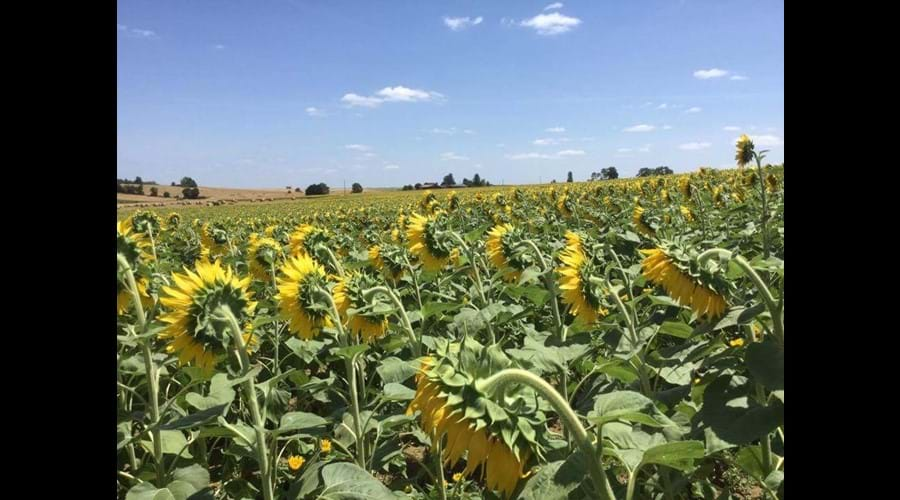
729,338,745,348
452,472,463,482
287,455,305,471
404,485,413,493
320,439,332,453
693,378,702,385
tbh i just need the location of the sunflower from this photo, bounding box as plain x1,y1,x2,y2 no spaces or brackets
765,173,778,193
117,218,154,266
735,134,755,168
633,205,655,236
200,223,229,258
247,236,283,282
289,224,330,258
447,191,459,211
556,194,573,217
640,248,727,319
369,244,404,282
287,455,305,472
557,231,607,325
158,260,257,375
678,176,692,199
275,253,333,339
333,272,389,342
680,205,695,223
486,224,530,282
166,212,181,229
117,277,153,315
407,343,542,499
406,213,458,272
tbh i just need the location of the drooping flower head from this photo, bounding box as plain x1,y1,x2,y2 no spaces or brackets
369,244,405,283
289,224,331,259
407,340,548,498
632,205,656,236
557,230,609,325
158,260,257,374
276,253,334,339
485,224,532,282
200,223,230,259
406,212,459,272
166,212,181,229
680,205,695,223
333,272,390,342
640,243,728,319
131,210,163,237
735,134,755,168
247,236,283,282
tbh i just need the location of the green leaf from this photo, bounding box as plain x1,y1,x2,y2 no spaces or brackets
421,301,463,320
648,295,683,308
734,445,766,481
159,430,192,457
659,321,693,339
161,404,229,430
172,464,210,491
382,383,416,401
376,356,420,384
589,391,669,428
276,411,328,436
126,483,176,500
641,441,705,472
185,374,236,411
465,224,490,243
316,462,397,499
504,284,550,306
712,304,766,331
746,341,784,391
765,470,784,492
695,374,784,448
330,343,370,361
517,452,590,500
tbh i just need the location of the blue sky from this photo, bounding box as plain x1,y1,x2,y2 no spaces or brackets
117,0,784,188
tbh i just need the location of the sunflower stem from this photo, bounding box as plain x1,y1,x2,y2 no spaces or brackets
217,305,274,500
519,239,565,342
445,231,496,344
755,155,770,259
270,261,281,376
435,438,448,500
363,286,421,357
476,369,616,500
317,289,367,468
317,244,346,278
117,253,165,487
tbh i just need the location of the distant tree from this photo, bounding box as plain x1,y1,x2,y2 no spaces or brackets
601,167,619,180
654,166,674,176
171,181,177,187
462,178,472,187
472,173,482,187
180,177,198,188
149,187,158,197
163,191,171,198
116,180,125,193
567,171,574,183
351,182,363,193
414,183,422,190
402,185,414,191
305,183,330,196
636,168,653,177
551,179,557,184
295,187,301,192
182,186,200,199
135,176,143,185
442,173,456,186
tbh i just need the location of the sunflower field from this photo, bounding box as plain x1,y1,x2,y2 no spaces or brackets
117,148,784,499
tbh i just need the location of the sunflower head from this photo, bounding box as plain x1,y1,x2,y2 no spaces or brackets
486,224,532,282
639,242,730,319
632,205,656,236
420,191,438,213
289,224,331,259
117,218,154,268
557,231,608,325
407,340,548,498
765,173,778,193
406,213,458,272
200,223,230,258
556,194,574,217
117,277,153,315
678,177,692,199
158,260,257,374
680,205,695,223
333,272,390,342
248,236,283,282
276,253,333,339
131,211,163,236
735,134,755,167
287,455,305,472
447,191,459,211
369,244,405,282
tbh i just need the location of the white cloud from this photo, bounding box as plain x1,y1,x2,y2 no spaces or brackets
638,145,651,153
641,101,654,108
118,25,157,38
520,12,582,35
341,93,383,108
624,124,655,132
363,152,378,158
506,150,584,160
662,125,673,130
533,138,555,146
443,16,483,31
306,107,325,117
723,126,741,131
384,164,400,170
742,135,784,147
685,107,702,113
544,2,564,11
341,86,442,108
679,142,712,150
441,152,470,161
693,68,729,79
431,127,457,135
730,75,749,81
344,144,371,152
545,126,565,133
463,129,476,134
213,44,226,50
657,103,669,109
617,148,632,153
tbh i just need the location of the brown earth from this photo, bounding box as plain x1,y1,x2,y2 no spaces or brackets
117,185,396,210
